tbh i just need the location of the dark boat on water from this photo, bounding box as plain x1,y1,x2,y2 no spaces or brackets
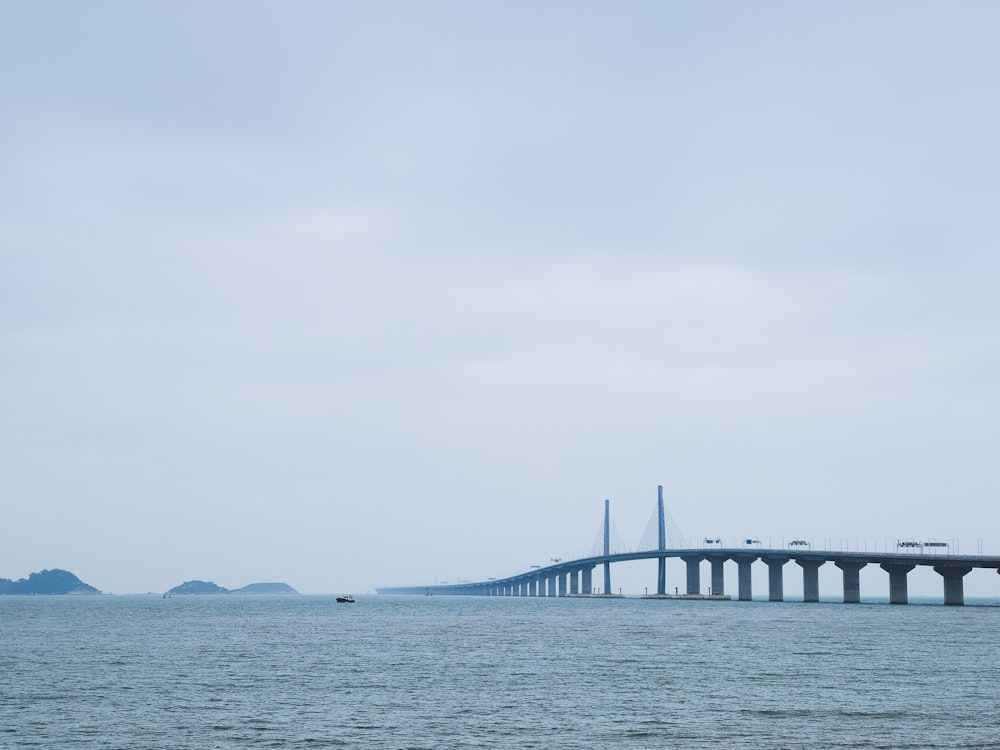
336,595,355,603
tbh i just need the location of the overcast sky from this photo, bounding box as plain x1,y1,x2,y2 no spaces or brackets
3,2,999,597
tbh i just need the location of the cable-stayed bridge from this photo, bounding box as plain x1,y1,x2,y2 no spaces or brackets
377,486,1000,605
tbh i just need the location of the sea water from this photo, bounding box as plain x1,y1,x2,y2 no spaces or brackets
2,595,999,749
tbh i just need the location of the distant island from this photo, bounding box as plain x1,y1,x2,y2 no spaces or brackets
0,569,100,595
0,570,298,596
166,580,298,595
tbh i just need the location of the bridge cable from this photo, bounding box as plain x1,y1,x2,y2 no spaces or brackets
639,505,687,550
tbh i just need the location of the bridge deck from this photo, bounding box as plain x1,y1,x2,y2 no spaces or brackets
377,547,1000,597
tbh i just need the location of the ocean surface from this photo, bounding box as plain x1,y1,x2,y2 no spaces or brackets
2,595,999,749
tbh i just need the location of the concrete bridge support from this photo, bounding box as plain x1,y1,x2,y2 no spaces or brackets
569,569,579,595
657,557,667,595
762,557,786,601
734,556,755,601
581,566,593,596
681,555,702,595
881,563,915,604
934,565,972,606
558,572,567,597
547,574,558,597
835,560,866,603
710,558,726,596
796,560,824,602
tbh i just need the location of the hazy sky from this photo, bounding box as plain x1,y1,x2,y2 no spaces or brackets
3,2,999,597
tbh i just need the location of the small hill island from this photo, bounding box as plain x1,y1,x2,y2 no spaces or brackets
167,580,298,595
0,569,100,595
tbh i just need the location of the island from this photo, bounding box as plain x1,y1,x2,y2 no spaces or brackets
0,569,101,595
166,580,298,595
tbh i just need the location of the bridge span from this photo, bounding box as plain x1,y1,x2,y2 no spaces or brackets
377,488,1000,605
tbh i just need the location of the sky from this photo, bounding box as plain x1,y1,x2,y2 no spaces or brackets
2,1,999,598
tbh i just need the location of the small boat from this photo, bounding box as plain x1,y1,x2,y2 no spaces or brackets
336,595,355,603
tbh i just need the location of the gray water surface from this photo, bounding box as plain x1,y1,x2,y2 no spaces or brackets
2,595,999,749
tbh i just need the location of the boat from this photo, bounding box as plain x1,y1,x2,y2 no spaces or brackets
336,595,355,603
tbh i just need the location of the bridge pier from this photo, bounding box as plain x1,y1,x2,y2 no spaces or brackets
934,565,972,606
569,569,579,595
733,555,755,600
762,557,786,601
796,559,824,602
835,560,866,603
581,566,593,596
881,563,915,604
548,574,559,597
681,555,702,595
558,572,567,597
710,558,726,596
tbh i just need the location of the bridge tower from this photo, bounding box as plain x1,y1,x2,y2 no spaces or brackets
657,485,667,595
603,498,612,595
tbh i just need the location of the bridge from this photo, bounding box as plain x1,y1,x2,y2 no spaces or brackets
377,487,1000,605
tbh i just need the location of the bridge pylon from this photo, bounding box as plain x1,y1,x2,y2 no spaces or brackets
603,498,612,595
657,485,667,595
